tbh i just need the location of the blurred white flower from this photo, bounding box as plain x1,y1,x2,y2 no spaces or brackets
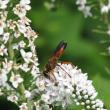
2,58,13,74
36,76,45,91
0,44,8,56
24,90,31,98
78,5,92,18
31,65,40,78
7,20,16,30
10,72,23,88
20,63,30,72
18,40,26,48
0,71,7,86
76,0,92,18
38,63,106,109
12,43,19,50
41,94,50,103
0,0,9,9
19,103,28,110
20,0,30,5
24,26,37,41
13,0,31,18
20,17,31,25
101,5,109,14
7,94,18,103
16,20,27,33
2,32,10,44
76,0,86,5
0,20,6,35
20,49,32,63
0,11,8,21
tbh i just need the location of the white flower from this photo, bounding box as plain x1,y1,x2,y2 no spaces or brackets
101,5,109,14
20,63,30,72
0,0,9,9
7,94,18,103
31,65,40,78
24,26,37,41
10,72,23,88
20,49,32,63
24,90,31,98
13,0,31,18
2,58,13,74
76,0,86,5
0,20,6,35
36,76,45,91
12,43,19,50
41,94,50,103
19,103,28,110
0,11,8,21
39,63,106,109
14,30,21,38
78,5,92,18
0,71,7,86
16,20,27,33
34,101,52,110
2,32,10,44
20,0,30,5
0,44,8,56
20,16,31,25
18,40,26,48
7,20,16,30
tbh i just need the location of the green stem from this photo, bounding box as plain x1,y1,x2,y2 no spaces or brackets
8,36,14,60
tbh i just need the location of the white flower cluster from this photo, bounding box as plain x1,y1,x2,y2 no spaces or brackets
76,0,92,18
0,0,39,110
36,63,107,110
100,0,110,14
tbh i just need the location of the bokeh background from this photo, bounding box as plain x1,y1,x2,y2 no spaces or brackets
1,0,110,110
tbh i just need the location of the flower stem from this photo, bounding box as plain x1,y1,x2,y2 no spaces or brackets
8,36,14,60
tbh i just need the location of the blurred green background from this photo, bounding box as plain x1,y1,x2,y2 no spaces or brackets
1,0,110,110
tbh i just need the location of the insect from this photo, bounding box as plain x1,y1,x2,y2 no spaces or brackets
43,40,72,81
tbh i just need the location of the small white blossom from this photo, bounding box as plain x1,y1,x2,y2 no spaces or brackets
7,20,16,30
20,49,32,63
101,5,109,14
19,103,28,110
31,65,40,78
78,5,92,18
20,63,30,72
0,71,7,86
0,44,8,56
76,0,86,5
12,43,19,50
0,0,9,9
24,90,31,98
76,0,92,18
18,40,26,48
36,76,45,91
2,32,10,44
20,0,30,5
0,20,6,35
10,72,23,88
13,0,31,18
41,94,50,103
7,94,18,103
2,58,13,74
16,20,27,33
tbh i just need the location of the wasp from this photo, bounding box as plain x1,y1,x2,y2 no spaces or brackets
43,41,72,81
